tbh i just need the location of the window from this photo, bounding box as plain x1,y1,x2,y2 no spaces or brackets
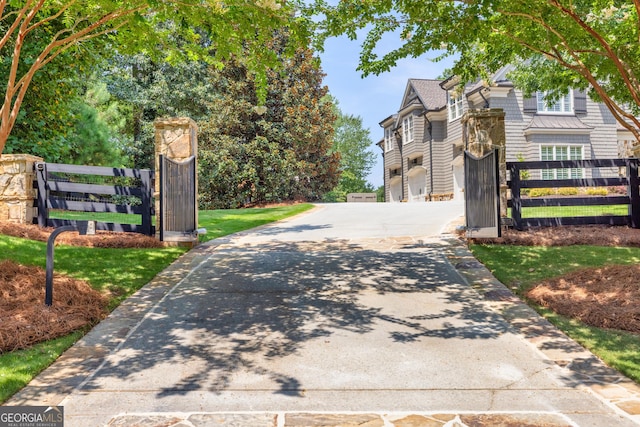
537,91,573,114
541,145,583,179
448,93,464,121
384,127,394,152
402,115,414,144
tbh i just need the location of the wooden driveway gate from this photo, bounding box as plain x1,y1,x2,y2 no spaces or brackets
464,149,501,238
159,155,197,241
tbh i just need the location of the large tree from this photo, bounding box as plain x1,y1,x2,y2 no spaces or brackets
104,53,214,168
309,0,640,147
0,0,308,156
199,35,340,208
324,100,376,202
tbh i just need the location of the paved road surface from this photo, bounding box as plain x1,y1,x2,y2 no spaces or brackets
8,201,640,426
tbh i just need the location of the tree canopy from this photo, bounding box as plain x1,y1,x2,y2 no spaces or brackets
308,0,640,144
0,0,309,155
199,35,339,208
324,100,376,202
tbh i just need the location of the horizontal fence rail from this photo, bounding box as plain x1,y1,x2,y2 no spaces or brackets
507,158,640,230
35,162,155,235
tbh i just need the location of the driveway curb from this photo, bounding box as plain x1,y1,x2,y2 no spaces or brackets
444,236,640,424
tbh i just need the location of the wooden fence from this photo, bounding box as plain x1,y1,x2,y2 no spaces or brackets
35,162,155,235
507,158,640,230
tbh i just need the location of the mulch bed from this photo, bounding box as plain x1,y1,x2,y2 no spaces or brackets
527,265,640,334
0,221,163,248
0,260,107,353
472,225,640,247
0,220,160,353
471,225,640,334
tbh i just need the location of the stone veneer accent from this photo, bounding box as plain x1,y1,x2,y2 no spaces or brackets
0,154,42,224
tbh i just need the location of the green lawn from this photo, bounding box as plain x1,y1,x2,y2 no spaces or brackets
197,204,313,242
470,243,640,383
520,204,628,218
0,204,313,403
49,209,143,224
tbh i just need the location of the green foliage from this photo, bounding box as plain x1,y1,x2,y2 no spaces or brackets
0,0,312,154
322,189,347,202
586,187,609,196
0,12,126,165
521,204,628,218
557,187,579,196
5,73,130,165
198,34,340,208
470,243,640,383
527,187,609,198
104,53,215,168
307,0,640,141
325,100,377,200
1,52,94,162
528,188,556,197
516,154,530,181
65,102,125,166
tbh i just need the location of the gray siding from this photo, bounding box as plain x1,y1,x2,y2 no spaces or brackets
491,90,529,162
432,140,453,193
580,99,619,159
446,117,463,145
381,76,628,203
429,120,453,194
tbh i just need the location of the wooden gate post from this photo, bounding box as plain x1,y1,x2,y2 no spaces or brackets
628,158,640,229
154,117,198,245
462,109,507,218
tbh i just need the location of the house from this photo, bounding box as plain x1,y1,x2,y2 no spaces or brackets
378,66,635,202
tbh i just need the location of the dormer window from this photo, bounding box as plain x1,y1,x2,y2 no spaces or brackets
402,115,414,144
537,91,573,114
448,93,464,121
384,127,394,152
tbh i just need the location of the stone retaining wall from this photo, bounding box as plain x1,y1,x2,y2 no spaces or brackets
0,154,42,224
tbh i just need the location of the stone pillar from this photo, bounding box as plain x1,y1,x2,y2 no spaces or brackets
0,154,42,224
462,109,507,217
154,117,198,245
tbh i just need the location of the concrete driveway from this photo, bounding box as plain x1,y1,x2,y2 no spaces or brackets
8,201,640,426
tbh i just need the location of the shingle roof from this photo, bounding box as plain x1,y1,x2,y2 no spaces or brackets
409,79,447,111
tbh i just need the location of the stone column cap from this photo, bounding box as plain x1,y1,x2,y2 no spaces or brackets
153,117,198,130
0,154,44,162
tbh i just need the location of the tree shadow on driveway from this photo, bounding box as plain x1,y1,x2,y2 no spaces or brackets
81,239,510,398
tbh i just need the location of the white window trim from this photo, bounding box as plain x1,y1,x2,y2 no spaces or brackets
540,144,584,179
402,115,414,144
448,93,464,122
537,90,574,114
384,127,394,152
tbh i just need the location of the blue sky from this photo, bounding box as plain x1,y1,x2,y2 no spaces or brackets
318,34,456,188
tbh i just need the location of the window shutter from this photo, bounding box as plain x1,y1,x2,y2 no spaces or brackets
574,89,587,114
523,94,537,114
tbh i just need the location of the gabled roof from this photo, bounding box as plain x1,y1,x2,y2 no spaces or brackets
402,79,447,112
466,65,515,94
378,113,398,127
